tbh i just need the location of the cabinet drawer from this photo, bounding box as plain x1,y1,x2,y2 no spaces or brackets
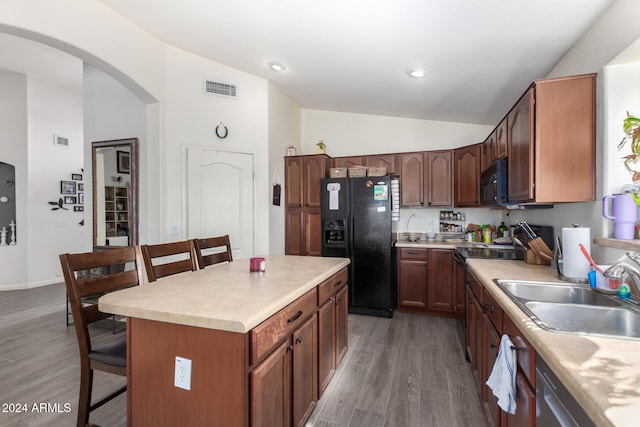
482,290,503,332
399,248,428,260
318,268,348,305
251,288,318,363
503,314,536,387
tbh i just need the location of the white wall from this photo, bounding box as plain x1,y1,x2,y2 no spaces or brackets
268,83,301,255
163,47,270,255
301,109,493,155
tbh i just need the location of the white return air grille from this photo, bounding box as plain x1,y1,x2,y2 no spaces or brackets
204,79,237,98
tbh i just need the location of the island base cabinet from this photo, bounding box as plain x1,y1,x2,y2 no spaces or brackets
252,314,318,427
251,341,291,427
128,318,249,427
318,284,349,397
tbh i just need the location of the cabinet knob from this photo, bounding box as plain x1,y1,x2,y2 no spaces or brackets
296,336,303,344
287,345,294,352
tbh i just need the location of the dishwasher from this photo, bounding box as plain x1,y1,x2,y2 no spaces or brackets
536,355,596,427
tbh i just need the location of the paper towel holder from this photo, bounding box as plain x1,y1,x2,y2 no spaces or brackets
555,230,589,284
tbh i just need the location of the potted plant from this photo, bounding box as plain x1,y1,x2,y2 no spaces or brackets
618,111,640,182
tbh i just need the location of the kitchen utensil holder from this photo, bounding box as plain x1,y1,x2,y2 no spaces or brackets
524,237,553,266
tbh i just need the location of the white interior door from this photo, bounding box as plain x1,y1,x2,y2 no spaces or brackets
187,148,254,259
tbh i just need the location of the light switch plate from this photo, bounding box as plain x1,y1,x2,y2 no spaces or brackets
174,356,192,390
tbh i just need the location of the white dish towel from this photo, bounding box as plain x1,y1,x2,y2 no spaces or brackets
486,334,517,414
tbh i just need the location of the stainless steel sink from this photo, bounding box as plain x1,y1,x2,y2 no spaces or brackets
495,280,619,307
525,302,640,339
494,279,640,340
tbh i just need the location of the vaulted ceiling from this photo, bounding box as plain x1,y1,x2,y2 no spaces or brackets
100,0,613,125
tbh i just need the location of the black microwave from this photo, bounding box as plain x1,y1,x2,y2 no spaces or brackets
481,159,508,206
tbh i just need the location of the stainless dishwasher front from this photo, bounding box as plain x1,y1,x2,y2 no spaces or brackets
536,355,596,427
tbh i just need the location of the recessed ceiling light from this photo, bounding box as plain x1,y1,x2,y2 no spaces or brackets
407,68,426,78
268,61,286,72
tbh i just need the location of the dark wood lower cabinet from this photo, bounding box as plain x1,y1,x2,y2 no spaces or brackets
292,316,318,427
251,341,291,427
318,284,349,397
465,270,537,427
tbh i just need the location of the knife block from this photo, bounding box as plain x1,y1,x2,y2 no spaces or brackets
524,237,554,266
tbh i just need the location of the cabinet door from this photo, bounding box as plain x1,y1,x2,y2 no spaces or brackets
334,156,363,169
398,258,428,309
483,315,501,427
285,157,303,208
317,298,336,396
251,340,292,427
303,155,328,207
472,293,483,388
335,285,349,364
495,118,508,160
508,89,535,202
454,257,466,317
426,150,453,207
427,249,454,312
504,371,536,427
365,154,398,175
304,209,322,256
292,315,318,427
285,210,303,255
400,153,424,206
454,144,481,207
482,131,496,172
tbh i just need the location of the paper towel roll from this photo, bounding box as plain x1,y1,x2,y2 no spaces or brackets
562,227,591,279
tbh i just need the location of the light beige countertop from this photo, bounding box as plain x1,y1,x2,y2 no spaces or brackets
99,255,350,334
467,258,640,427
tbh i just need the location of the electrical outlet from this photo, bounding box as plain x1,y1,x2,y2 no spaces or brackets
174,356,192,390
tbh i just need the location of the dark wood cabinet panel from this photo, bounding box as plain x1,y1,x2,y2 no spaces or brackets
507,73,596,203
304,209,322,256
483,315,501,427
495,118,508,160
285,155,329,256
285,157,304,208
427,249,454,312
481,131,496,172
426,150,453,207
317,299,335,396
292,315,318,427
365,154,398,175
303,155,330,207
335,285,348,364
398,258,428,308
454,144,481,207
507,89,535,202
333,156,363,169
400,152,424,206
251,340,291,427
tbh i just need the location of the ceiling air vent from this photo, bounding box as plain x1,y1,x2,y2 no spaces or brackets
204,79,237,99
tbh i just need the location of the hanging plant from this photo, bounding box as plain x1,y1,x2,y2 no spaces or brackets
618,111,640,181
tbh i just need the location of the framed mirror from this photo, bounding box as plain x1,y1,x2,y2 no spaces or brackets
92,138,138,248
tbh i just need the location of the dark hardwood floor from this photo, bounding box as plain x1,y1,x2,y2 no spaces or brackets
0,282,486,427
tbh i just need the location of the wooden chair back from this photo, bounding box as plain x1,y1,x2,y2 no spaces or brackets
140,240,197,282
194,235,233,269
59,246,144,426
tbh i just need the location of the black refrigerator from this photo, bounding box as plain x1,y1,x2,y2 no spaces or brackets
320,175,395,318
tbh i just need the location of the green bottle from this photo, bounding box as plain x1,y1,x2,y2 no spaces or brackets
497,221,508,238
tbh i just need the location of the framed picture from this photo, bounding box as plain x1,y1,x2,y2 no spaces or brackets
71,173,83,181
74,205,84,212
60,180,76,195
117,151,130,174
78,193,84,204
64,196,77,204
77,183,84,192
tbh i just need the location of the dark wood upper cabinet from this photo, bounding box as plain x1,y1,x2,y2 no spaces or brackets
454,144,481,207
425,150,453,207
400,152,424,206
495,117,508,160
333,156,363,169
508,74,596,204
481,131,495,172
303,155,330,207
364,154,398,175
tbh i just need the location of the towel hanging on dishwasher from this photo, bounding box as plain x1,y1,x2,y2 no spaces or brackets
486,334,517,414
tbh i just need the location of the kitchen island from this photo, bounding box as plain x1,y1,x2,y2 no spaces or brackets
467,258,640,427
99,255,350,427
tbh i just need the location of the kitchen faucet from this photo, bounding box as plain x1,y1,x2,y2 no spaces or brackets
604,251,640,304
